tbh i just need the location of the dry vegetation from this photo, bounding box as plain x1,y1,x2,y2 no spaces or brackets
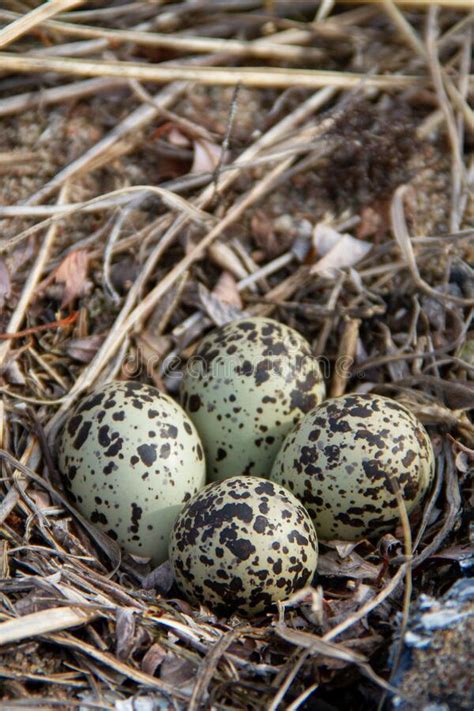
0,1,473,709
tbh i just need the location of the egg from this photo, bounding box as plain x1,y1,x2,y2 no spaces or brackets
169,476,318,614
270,393,434,541
57,380,206,563
180,317,325,482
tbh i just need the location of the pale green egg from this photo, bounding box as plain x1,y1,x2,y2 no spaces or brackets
169,476,318,614
270,393,435,541
181,317,325,482
58,381,206,563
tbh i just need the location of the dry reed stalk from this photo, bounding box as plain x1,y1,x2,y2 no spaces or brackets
0,52,423,89
0,77,127,117
0,605,100,646
338,0,474,7
0,186,69,369
0,0,84,49
0,12,324,62
381,0,474,130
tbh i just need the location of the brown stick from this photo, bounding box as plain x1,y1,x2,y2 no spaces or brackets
0,312,78,340
330,317,362,397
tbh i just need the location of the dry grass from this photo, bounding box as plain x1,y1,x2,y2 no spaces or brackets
0,1,472,709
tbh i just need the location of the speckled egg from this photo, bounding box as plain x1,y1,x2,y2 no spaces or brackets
58,381,206,563
180,317,325,482
270,394,435,541
169,476,318,614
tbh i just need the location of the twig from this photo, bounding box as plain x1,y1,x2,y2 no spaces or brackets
287,682,319,711
268,649,310,711
381,0,474,131
0,448,121,567
0,53,425,89
390,186,474,307
128,79,217,142
0,606,99,646
330,317,361,397
411,445,462,568
0,184,69,371
1,12,325,62
0,185,214,254
59,0,162,22
103,200,143,305
338,0,474,7
0,312,78,340
426,6,467,187
439,13,474,51
0,77,127,118
275,624,397,693
212,83,241,199
11,52,233,207
20,81,188,207
30,37,108,58
188,630,238,711
450,25,471,232
323,565,407,642
377,481,414,710
48,631,190,699
0,0,84,50
412,454,444,555
50,155,296,432
314,276,345,356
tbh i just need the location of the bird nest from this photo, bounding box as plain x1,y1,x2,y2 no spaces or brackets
0,1,472,709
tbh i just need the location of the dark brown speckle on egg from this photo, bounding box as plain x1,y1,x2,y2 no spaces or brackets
57,381,206,563
180,317,325,483
169,476,318,615
270,393,435,541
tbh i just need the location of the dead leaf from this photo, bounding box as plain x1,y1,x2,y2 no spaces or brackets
251,210,282,258
208,241,249,281
213,271,242,309
198,283,246,326
431,544,474,562
160,654,196,687
357,205,384,240
142,561,175,594
167,127,191,147
191,139,222,174
323,585,375,631
279,586,325,625
333,541,363,559
379,322,410,381
311,223,372,277
141,642,167,676
455,451,469,473
29,489,51,510
14,591,56,616
3,359,25,385
0,258,11,309
65,334,105,363
52,250,91,308
116,608,136,660
317,549,381,581
7,238,35,273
